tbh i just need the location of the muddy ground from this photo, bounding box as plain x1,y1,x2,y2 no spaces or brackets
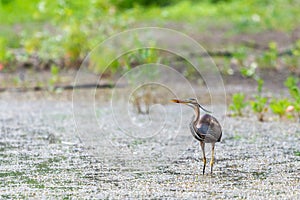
0,73,299,199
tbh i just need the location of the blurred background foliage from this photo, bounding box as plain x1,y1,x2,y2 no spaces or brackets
1,0,300,121
0,0,300,74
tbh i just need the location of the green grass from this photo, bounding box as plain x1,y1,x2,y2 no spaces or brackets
121,0,300,32
0,0,96,25
1,0,300,40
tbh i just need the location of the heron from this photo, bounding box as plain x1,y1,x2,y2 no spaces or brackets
171,98,222,174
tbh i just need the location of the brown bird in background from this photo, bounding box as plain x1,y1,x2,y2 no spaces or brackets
171,98,222,174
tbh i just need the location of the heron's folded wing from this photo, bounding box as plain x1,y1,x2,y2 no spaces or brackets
197,119,222,142
208,119,222,142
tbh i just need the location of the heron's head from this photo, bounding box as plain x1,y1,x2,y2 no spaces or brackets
171,98,211,113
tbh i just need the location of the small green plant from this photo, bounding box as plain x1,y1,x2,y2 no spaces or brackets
285,76,300,102
240,63,257,78
284,76,300,120
233,46,247,65
256,78,263,93
90,48,120,74
251,96,268,122
62,22,89,67
270,98,291,119
285,40,300,71
124,38,161,67
48,64,60,90
128,48,161,66
259,41,278,68
0,37,13,67
229,93,248,116
250,78,268,122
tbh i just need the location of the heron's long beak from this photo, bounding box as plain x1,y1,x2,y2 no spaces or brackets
171,99,211,113
170,99,188,104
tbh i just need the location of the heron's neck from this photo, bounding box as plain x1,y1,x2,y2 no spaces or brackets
193,106,200,123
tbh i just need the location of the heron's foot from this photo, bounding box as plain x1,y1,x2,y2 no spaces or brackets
202,157,207,175
210,160,215,174
210,160,214,174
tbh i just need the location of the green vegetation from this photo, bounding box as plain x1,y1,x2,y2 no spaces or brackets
1,0,300,111
229,93,248,116
125,48,162,68
251,96,268,121
250,79,268,121
285,76,300,119
111,0,178,9
229,76,300,122
2,0,300,30
258,41,279,68
240,63,257,78
270,98,291,119
127,64,160,114
0,37,12,66
48,64,60,88
1,0,300,74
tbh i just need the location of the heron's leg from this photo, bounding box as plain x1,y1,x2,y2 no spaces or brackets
200,141,206,175
210,143,215,174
